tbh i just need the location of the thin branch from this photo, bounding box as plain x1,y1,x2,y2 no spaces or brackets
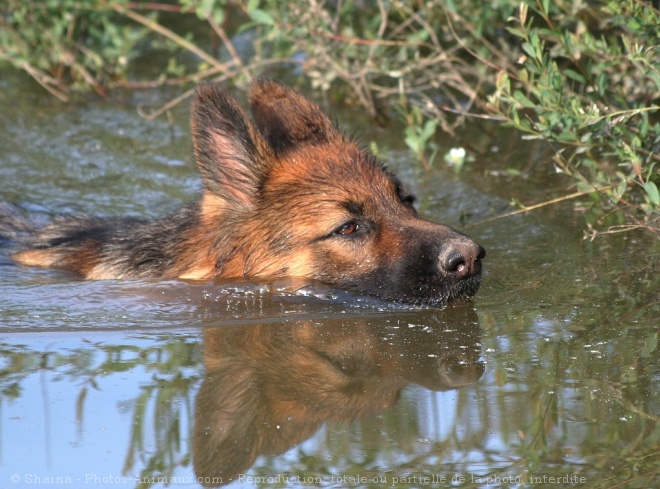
136,58,303,120
275,21,431,48
112,4,230,74
0,50,69,102
137,86,196,121
466,184,618,228
207,14,245,74
114,65,227,89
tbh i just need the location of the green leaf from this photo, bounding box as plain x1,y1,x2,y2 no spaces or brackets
542,0,550,15
643,181,659,206
212,8,225,26
564,69,586,83
505,27,526,39
577,181,594,193
596,73,608,96
420,120,438,141
614,179,627,198
496,71,510,92
513,90,535,108
404,129,420,153
249,8,274,25
522,42,536,59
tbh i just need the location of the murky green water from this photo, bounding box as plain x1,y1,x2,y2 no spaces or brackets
1,71,658,488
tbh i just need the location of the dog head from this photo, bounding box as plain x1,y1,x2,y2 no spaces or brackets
186,79,485,306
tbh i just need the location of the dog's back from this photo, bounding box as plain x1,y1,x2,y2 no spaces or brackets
0,203,34,247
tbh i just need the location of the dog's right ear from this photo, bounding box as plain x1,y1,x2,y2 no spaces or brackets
191,83,273,209
249,78,341,155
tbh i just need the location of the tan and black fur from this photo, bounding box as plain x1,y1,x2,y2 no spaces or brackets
2,79,485,306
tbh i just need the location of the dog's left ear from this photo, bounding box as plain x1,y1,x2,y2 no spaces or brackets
249,78,341,155
191,83,273,209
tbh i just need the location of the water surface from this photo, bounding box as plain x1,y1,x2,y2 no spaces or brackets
0,72,658,488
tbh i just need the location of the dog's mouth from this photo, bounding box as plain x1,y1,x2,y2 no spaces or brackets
404,275,482,308
341,271,483,308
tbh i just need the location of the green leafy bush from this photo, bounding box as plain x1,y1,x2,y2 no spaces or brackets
0,0,148,100
489,1,659,235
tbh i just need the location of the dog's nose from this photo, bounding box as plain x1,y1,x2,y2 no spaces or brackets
440,242,485,278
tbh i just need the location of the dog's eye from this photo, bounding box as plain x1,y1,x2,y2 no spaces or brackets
336,221,359,235
395,183,416,208
401,194,416,207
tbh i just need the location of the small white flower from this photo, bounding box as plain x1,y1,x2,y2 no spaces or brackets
445,147,466,166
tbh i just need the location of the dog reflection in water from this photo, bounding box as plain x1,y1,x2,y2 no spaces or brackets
193,307,484,486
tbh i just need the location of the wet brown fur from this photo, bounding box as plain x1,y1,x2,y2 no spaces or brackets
8,79,484,306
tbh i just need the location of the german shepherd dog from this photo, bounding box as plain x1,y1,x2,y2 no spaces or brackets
4,79,485,306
